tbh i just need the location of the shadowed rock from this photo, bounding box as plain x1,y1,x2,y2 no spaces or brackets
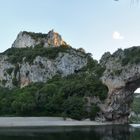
100,47,140,123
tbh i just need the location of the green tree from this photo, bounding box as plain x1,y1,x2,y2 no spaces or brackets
62,97,86,120
11,91,36,115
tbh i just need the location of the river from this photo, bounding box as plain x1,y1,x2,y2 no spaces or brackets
0,125,139,140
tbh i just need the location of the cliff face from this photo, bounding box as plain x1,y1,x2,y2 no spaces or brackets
12,30,66,48
0,31,87,88
0,49,87,88
100,47,140,123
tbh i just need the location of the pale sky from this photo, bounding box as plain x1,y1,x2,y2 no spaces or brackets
0,0,140,60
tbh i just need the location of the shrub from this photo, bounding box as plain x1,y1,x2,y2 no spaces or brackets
12,77,18,86
6,68,14,75
62,97,86,120
22,31,48,40
1,80,7,86
89,104,100,120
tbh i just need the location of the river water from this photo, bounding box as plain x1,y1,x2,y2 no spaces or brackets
0,125,139,140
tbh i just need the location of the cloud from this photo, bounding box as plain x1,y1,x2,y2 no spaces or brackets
112,31,124,40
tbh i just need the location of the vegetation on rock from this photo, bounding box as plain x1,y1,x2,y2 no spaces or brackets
0,47,108,120
122,47,140,66
22,31,48,40
2,44,71,64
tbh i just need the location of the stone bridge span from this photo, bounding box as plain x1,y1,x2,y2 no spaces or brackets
100,47,140,123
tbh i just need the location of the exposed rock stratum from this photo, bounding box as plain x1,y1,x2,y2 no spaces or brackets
12,30,66,48
0,30,87,88
100,47,140,123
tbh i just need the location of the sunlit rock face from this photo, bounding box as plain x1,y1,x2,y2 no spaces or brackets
100,47,140,123
12,30,66,48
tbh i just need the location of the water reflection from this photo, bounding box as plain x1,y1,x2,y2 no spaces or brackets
0,125,139,140
94,125,130,140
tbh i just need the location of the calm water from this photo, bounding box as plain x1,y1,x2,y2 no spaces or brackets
0,125,139,140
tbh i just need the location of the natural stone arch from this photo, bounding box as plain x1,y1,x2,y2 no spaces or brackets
100,47,140,123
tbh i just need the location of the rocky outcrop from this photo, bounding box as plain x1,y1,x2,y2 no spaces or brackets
0,30,88,88
100,47,140,123
12,30,66,48
0,49,87,88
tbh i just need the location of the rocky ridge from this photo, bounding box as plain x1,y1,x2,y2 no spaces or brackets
12,30,66,48
0,31,87,88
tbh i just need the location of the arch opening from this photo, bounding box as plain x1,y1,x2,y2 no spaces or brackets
129,88,140,123
103,79,140,123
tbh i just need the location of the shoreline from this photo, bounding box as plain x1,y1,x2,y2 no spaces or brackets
0,117,114,127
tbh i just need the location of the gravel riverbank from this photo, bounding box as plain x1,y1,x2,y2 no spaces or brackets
0,117,112,127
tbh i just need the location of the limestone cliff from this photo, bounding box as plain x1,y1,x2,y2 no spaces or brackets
100,47,140,123
0,31,87,88
12,30,66,48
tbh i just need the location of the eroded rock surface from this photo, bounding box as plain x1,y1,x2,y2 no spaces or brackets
100,47,140,123
12,30,66,48
0,30,88,88
0,49,87,88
